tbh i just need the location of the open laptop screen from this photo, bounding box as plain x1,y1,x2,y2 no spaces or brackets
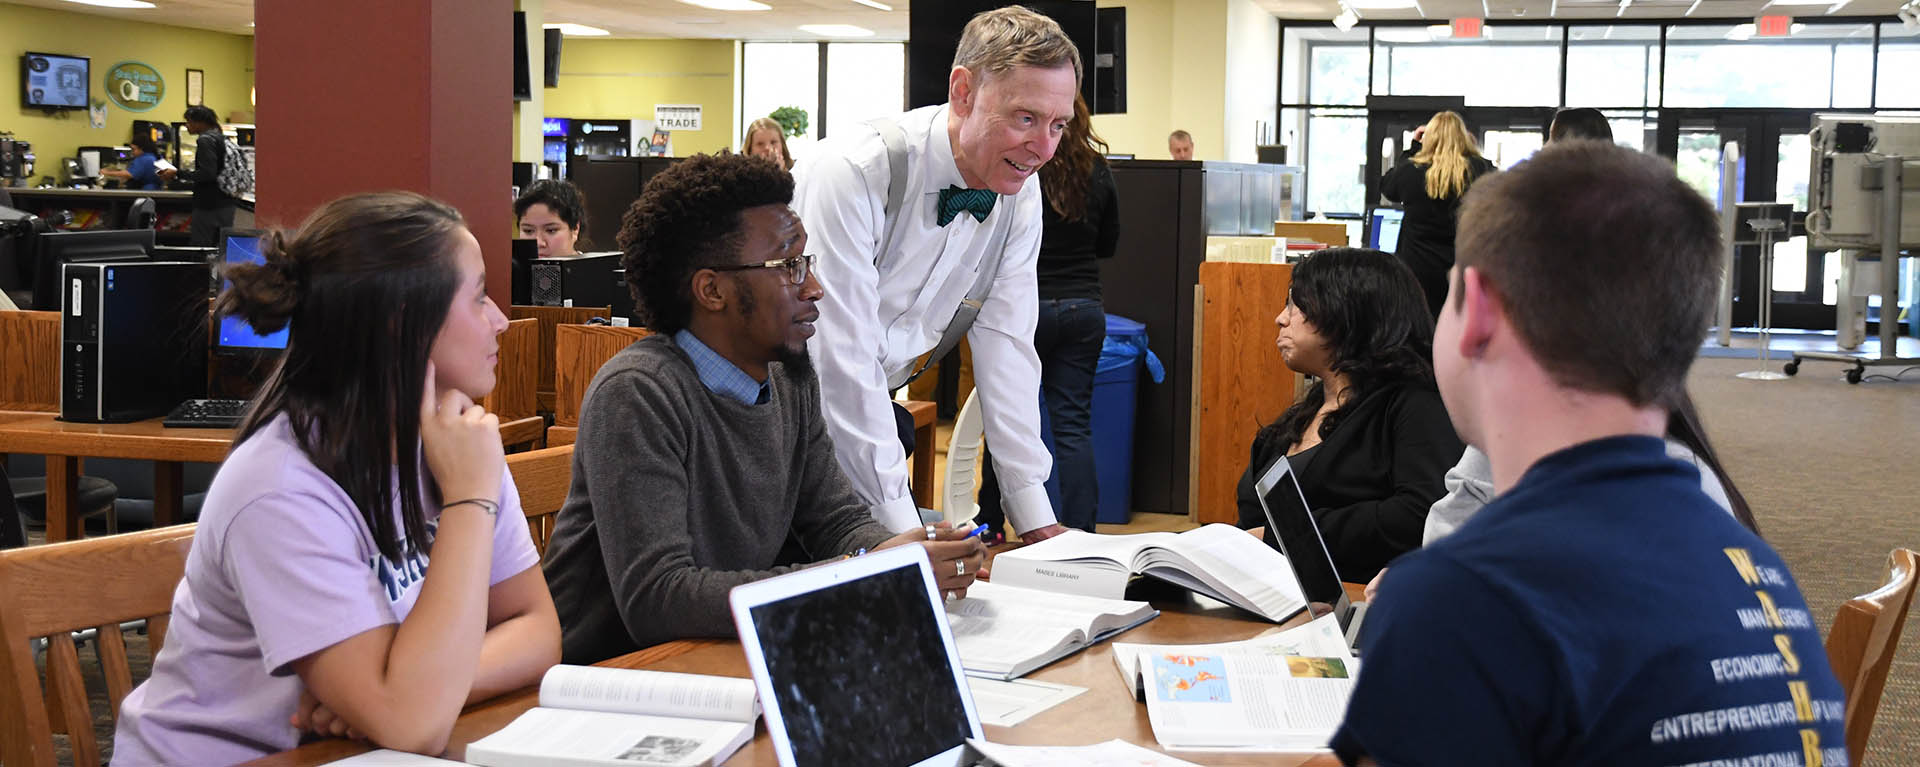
1254,455,1348,608
743,556,975,767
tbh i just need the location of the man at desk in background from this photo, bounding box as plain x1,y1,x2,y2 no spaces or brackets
157,105,237,246
793,6,1076,542
1331,142,1846,764
541,153,986,665
99,136,164,191
1167,130,1194,161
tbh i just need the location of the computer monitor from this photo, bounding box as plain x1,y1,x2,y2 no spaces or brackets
213,229,290,354
1367,208,1403,253
30,228,154,310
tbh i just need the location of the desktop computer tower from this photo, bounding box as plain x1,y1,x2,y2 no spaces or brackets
529,251,632,319
61,261,210,423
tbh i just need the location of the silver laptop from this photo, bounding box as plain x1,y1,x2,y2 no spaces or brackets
730,545,984,767
1253,455,1370,651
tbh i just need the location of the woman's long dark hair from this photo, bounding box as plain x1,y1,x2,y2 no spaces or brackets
1039,93,1108,222
1666,395,1760,533
1259,248,1437,451
219,192,467,564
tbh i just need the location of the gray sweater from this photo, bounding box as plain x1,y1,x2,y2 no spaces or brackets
543,334,893,664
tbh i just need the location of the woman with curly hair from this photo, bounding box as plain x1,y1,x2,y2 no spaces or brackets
1234,247,1464,581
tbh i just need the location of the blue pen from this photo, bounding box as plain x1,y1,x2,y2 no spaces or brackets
965,523,992,541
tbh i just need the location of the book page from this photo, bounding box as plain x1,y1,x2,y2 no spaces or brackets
1141,645,1356,751
964,677,1087,727
537,665,759,723
1145,524,1307,621
999,529,1179,567
1112,613,1351,696
966,738,1206,767
466,708,750,767
319,751,465,766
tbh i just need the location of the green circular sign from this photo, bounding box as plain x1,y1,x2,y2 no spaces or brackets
105,61,165,112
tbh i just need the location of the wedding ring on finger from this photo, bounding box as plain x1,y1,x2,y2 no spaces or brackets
956,560,966,576
925,524,937,541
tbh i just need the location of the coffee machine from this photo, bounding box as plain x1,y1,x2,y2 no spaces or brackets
0,133,34,186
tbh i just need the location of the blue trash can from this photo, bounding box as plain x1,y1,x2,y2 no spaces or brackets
1091,314,1164,525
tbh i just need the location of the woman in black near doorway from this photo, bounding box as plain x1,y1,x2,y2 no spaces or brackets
1380,110,1497,316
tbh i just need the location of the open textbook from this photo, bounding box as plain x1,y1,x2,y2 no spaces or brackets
943,580,1157,680
989,524,1308,622
1111,615,1357,752
463,665,759,767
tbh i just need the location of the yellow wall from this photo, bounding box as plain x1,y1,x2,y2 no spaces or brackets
1092,0,1229,162
542,38,736,156
1,3,253,170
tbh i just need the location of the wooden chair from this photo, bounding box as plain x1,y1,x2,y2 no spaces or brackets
0,526,196,767
1824,547,1918,766
548,323,653,447
508,305,611,415
507,444,573,556
481,318,544,451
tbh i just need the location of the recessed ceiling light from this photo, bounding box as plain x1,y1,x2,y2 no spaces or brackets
544,23,611,36
800,24,876,37
1347,0,1418,9
852,0,894,9
678,0,772,10
62,0,156,8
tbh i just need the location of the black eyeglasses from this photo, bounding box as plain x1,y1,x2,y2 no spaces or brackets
708,254,815,286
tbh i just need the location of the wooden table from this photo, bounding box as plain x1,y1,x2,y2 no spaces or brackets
245,590,1348,767
0,412,234,542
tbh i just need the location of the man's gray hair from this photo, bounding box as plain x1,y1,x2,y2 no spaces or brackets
951,6,1082,86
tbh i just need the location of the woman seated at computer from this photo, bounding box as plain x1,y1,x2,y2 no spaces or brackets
113,192,561,763
514,178,588,258
1234,247,1464,583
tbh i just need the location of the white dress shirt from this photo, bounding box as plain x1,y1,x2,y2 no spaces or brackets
794,103,1057,535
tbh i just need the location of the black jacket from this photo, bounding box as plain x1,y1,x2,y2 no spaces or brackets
186,129,230,208
1235,381,1464,582
1381,146,1495,313
1034,159,1120,301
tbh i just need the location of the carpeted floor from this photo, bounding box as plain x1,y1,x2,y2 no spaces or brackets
1686,356,1920,766
12,354,1919,766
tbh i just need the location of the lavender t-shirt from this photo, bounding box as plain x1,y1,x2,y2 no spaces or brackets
111,414,540,766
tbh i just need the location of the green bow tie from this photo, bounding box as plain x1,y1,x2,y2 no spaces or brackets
937,186,997,226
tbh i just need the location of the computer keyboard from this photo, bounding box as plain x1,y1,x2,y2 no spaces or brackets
162,398,249,429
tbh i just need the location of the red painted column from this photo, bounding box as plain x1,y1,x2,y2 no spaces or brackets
255,0,514,307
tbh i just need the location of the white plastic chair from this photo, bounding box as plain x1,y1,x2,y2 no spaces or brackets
941,389,986,526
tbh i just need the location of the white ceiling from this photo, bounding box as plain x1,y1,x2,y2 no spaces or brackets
3,0,1908,40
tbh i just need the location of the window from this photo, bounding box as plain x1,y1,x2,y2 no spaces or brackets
824,43,905,140
1565,25,1660,109
742,43,820,157
1371,26,1560,107
1300,107,1366,216
1663,24,1874,109
1283,27,1369,105
1879,24,1920,108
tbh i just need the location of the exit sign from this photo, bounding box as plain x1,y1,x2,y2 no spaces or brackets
1451,17,1483,39
1756,15,1793,37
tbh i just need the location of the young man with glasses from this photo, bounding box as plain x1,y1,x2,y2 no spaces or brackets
541,153,987,664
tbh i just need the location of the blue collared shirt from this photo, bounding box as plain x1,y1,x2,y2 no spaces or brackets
673,329,769,406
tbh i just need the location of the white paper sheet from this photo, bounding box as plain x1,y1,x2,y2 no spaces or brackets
965,676,1089,727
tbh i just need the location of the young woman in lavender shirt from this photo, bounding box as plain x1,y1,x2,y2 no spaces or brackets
113,192,561,764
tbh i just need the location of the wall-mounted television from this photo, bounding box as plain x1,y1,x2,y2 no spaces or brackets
21,52,89,110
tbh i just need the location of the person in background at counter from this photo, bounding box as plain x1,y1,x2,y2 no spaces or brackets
792,6,1079,542
1167,129,1194,161
514,179,588,258
100,136,163,191
746,117,794,171
157,105,238,247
